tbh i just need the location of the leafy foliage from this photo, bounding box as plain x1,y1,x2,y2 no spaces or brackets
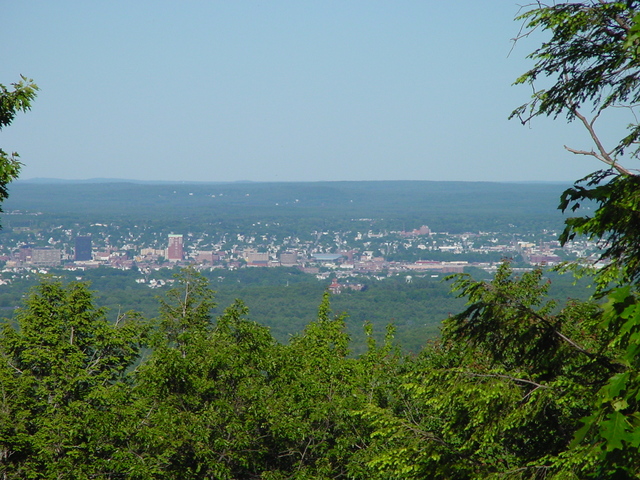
9,2,640,478
560,170,640,287
359,264,614,478
511,2,639,161
155,266,217,350
0,262,636,478
506,2,640,477
0,280,144,478
0,76,37,225
566,286,640,478
511,2,640,290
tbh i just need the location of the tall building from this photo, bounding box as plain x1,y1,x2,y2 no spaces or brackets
167,234,183,261
75,236,92,261
279,251,298,266
243,248,269,263
17,245,32,263
30,248,61,267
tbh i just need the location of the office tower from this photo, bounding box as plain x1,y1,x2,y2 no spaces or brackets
279,251,298,266
31,247,62,267
167,234,183,261
75,236,92,261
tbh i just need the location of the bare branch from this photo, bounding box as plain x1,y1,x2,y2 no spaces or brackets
598,0,633,31
564,145,605,160
509,3,544,57
567,108,636,176
465,372,549,390
6,361,23,375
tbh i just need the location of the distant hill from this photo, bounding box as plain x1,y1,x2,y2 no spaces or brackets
3,180,570,233
17,178,254,185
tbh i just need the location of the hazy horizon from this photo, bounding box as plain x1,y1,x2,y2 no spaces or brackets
14,177,573,186
3,2,624,183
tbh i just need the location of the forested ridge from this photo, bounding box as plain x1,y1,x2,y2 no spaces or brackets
4,179,566,235
5,2,640,478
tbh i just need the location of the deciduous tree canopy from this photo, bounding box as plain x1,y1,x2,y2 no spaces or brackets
0,76,37,224
512,1,640,287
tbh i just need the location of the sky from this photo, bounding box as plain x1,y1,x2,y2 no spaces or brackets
0,1,623,183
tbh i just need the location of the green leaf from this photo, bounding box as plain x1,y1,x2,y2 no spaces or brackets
607,373,630,399
600,411,632,452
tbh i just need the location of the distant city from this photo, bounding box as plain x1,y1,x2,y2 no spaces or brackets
0,217,602,289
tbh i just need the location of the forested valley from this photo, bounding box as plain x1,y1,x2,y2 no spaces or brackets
5,2,640,478
0,265,594,355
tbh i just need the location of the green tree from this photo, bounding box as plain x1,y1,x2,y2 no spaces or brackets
0,279,145,478
155,266,216,351
134,269,279,479
357,5,640,476
510,2,640,287
360,264,613,478
0,76,38,223
568,287,640,478
503,2,640,476
263,292,360,478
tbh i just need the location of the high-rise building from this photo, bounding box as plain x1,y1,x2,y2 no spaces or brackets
75,236,92,261
167,234,183,261
243,248,269,263
17,245,32,263
279,251,298,266
30,247,62,267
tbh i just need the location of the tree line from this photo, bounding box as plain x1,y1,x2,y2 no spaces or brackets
0,264,618,478
1,259,638,478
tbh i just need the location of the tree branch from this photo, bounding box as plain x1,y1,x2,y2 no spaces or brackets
566,108,636,176
598,0,633,32
6,361,23,375
464,372,549,391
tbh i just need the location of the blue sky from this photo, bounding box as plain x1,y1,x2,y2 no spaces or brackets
0,1,618,182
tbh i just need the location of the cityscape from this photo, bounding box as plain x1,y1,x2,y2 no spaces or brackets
0,215,603,288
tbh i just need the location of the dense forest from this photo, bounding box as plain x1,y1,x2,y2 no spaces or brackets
0,261,633,479
4,2,640,478
0,266,613,478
